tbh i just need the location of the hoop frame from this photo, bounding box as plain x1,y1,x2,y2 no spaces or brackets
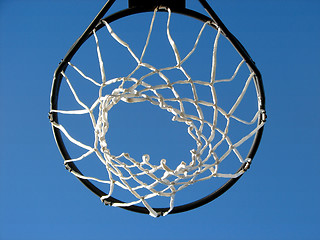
50,0,266,216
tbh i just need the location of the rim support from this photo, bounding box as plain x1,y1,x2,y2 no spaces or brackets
129,0,186,10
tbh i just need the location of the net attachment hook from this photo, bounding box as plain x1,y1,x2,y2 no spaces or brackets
48,112,54,123
243,158,252,172
261,110,267,123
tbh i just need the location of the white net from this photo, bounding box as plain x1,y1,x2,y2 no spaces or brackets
51,8,265,217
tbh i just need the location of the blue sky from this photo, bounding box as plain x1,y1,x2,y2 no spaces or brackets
0,0,319,239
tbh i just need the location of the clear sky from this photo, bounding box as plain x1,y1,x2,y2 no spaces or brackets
0,0,319,239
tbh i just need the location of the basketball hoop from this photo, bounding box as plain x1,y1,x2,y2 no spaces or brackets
50,0,266,217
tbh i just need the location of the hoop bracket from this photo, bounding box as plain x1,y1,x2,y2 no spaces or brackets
129,0,186,10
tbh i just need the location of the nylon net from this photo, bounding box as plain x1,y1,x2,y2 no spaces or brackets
51,8,265,217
